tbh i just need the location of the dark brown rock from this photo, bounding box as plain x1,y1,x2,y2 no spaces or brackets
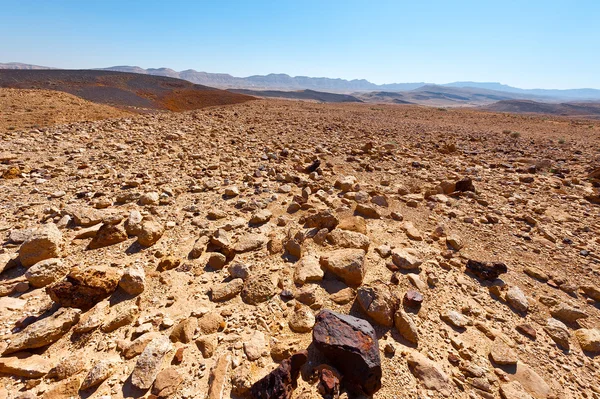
466,259,507,281
249,350,308,399
455,177,475,192
312,310,382,395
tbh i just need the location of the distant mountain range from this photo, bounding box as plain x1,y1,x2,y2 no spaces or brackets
1,62,600,101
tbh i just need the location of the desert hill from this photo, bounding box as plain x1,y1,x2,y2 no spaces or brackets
0,88,131,131
483,99,600,118
0,69,254,112
228,88,363,103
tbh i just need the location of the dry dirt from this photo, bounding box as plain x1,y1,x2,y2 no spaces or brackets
1,99,599,399
0,88,131,132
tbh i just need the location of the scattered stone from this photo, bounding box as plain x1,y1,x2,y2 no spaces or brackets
119,264,145,295
250,209,272,225
137,220,164,247
152,367,183,398
19,223,62,267
337,215,367,235
228,262,250,280
288,304,315,333
211,278,244,302
327,229,370,250
395,309,419,344
125,210,143,236
506,286,529,313
170,317,198,343
122,332,161,359
101,305,138,332
319,249,366,286
312,310,381,395
207,252,227,269
74,301,109,333
355,203,381,219
131,335,172,390
446,235,463,250
244,330,267,361
391,248,422,270
49,356,86,380
581,285,600,302
516,324,537,340
574,328,600,353
524,266,549,282
197,312,225,334
0,353,54,378
242,273,277,305
304,210,339,230
294,254,324,285
158,255,181,271
3,307,80,355
544,318,571,350
550,304,588,324
455,177,475,192
330,287,355,304
24,258,69,288
234,233,267,253
441,310,471,329
357,283,397,326
80,359,118,390
407,351,451,396
88,222,128,249
403,221,422,241
500,381,534,399
489,339,518,365
196,335,217,358
208,353,231,399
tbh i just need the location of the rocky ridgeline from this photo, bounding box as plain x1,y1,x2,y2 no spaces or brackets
0,101,599,398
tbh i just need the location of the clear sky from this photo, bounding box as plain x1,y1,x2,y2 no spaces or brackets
2,0,599,89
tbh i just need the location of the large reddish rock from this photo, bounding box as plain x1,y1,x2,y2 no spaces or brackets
466,259,507,281
46,265,122,310
312,310,382,395
250,351,307,399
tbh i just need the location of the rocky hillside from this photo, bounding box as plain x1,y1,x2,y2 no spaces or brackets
0,101,599,399
0,70,255,112
483,100,600,119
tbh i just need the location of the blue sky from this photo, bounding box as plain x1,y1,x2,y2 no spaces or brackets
2,0,598,89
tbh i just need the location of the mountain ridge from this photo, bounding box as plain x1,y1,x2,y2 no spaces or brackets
2,62,600,100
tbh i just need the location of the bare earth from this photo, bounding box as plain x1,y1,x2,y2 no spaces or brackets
0,88,131,131
0,99,599,399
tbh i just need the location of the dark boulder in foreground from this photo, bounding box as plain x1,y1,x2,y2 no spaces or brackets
466,259,507,281
312,309,382,395
250,351,308,399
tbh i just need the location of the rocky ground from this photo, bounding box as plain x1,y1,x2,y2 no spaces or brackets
0,99,599,399
0,88,131,132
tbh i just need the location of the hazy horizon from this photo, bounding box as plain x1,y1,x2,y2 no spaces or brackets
2,0,599,90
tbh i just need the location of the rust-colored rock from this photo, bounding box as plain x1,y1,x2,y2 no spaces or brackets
46,265,121,310
312,310,382,395
250,350,308,399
